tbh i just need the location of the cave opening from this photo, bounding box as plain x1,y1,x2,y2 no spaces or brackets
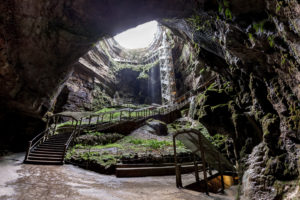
1,0,300,199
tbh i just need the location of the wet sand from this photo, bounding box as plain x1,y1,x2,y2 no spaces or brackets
0,153,234,200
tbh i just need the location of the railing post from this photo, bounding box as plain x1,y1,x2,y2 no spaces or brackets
97,115,100,124
78,118,82,137
102,114,104,122
120,111,122,121
62,144,67,163
25,141,32,161
53,116,59,135
218,154,225,193
198,134,209,195
194,154,200,182
88,116,92,125
173,136,182,188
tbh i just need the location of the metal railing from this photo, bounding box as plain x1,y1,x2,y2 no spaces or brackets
25,76,218,163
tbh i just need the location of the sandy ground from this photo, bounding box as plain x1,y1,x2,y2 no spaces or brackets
0,153,236,200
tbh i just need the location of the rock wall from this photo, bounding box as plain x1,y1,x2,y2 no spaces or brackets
0,0,197,151
162,0,300,199
54,45,116,112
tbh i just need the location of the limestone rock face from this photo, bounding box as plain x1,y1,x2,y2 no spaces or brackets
0,0,197,117
146,119,168,136
0,0,197,148
54,45,116,112
177,0,300,198
0,0,300,198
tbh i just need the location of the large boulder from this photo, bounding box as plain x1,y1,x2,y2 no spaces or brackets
145,119,168,136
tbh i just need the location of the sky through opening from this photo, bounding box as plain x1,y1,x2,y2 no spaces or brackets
114,21,158,49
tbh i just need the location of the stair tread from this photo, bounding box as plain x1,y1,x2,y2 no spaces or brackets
36,146,65,149
32,150,64,154
29,153,63,157
28,156,62,160
25,159,63,165
39,144,65,147
34,148,65,152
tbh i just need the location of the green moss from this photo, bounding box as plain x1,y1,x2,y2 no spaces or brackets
127,138,183,150
268,35,275,48
248,33,255,43
261,113,278,136
92,143,123,149
276,1,283,13
225,8,232,20
211,103,228,112
253,20,267,34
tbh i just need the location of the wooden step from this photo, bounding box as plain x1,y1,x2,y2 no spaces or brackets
43,141,66,144
34,148,65,152
116,165,203,177
29,152,63,157
27,156,62,161
116,162,197,168
24,159,63,165
46,138,69,141
32,150,64,155
39,144,65,148
36,146,65,150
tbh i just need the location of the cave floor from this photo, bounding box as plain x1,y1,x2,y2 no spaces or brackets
0,153,236,200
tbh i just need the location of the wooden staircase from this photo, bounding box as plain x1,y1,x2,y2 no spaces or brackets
24,114,79,165
24,132,72,165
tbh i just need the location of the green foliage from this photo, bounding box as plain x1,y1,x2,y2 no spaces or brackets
207,82,217,91
86,130,104,136
225,8,232,20
248,33,255,43
93,143,123,149
127,137,184,150
276,1,283,13
280,53,288,66
223,0,230,7
253,20,266,33
218,0,232,20
95,107,116,114
211,103,228,112
268,35,275,48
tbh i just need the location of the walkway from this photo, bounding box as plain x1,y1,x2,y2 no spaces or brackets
1,153,236,200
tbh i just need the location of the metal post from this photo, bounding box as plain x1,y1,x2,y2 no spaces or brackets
97,115,100,124
25,141,32,161
120,111,122,121
173,136,182,188
78,118,82,136
218,154,225,193
198,134,209,195
88,116,92,125
194,154,200,182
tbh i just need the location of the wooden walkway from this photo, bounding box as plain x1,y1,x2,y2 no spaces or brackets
24,76,217,165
